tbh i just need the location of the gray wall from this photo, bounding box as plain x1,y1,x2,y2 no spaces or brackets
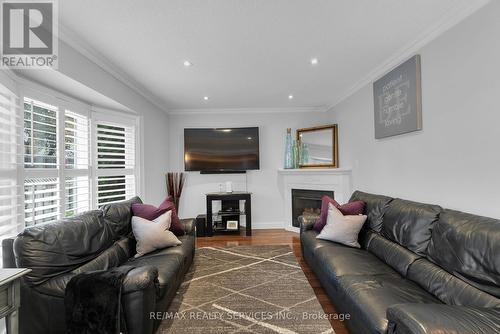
329,1,500,218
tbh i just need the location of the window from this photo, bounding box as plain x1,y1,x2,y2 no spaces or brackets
24,177,60,226
65,110,89,169
19,95,139,227
64,110,90,216
95,121,136,207
23,99,58,168
65,176,89,217
0,83,22,240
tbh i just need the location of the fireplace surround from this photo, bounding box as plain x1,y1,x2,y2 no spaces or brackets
278,168,352,232
291,189,334,227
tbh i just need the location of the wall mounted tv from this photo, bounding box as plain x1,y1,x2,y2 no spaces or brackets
184,127,260,173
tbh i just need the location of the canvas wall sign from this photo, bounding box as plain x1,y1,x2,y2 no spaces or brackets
373,55,422,139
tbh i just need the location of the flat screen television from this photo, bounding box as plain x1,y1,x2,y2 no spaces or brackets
184,127,260,173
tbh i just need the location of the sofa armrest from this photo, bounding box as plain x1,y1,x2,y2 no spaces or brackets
121,266,159,334
387,304,500,334
122,266,159,294
2,238,16,268
181,218,196,236
299,215,318,233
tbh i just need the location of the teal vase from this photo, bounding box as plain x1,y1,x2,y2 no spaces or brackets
292,139,299,169
284,128,294,169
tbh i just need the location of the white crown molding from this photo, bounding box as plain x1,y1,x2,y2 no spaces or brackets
168,106,327,115
58,24,169,114
324,0,491,113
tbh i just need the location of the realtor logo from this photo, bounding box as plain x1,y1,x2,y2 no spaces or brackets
1,0,58,68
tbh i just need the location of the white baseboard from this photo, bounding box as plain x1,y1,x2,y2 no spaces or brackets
285,226,300,234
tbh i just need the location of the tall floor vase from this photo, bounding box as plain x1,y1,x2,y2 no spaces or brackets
166,172,186,212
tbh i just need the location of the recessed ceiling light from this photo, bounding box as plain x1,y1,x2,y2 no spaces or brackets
288,95,294,100
183,60,193,67
310,58,319,65
203,96,209,101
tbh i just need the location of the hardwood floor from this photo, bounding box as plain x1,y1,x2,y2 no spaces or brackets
196,229,350,334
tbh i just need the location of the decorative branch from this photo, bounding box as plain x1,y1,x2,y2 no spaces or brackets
166,172,186,212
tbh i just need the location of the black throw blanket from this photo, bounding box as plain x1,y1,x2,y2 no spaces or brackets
65,266,134,334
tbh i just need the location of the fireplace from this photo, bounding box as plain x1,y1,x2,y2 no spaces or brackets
291,189,334,227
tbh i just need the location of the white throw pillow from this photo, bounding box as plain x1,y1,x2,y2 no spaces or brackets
132,210,182,257
316,203,367,248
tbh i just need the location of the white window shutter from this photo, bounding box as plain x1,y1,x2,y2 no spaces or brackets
64,110,89,169
24,177,60,227
23,98,58,168
65,176,90,216
0,83,23,243
95,121,136,207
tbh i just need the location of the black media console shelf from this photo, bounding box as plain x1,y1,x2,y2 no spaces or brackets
206,192,252,236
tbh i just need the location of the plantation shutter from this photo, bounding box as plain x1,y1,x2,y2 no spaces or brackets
95,121,136,207
23,98,58,168
64,110,90,216
24,177,60,226
0,83,23,242
23,97,60,226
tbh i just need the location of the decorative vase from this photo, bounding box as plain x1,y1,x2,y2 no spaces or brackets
284,128,294,169
299,141,309,165
292,139,299,169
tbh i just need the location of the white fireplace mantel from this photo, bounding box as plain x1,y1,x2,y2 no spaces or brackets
278,168,352,233
277,168,352,175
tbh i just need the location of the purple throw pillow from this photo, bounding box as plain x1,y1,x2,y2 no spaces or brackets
313,195,366,232
132,197,172,220
132,196,185,237
339,200,366,216
313,196,339,232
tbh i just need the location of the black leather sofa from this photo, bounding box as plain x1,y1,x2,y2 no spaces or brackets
300,190,500,334
2,197,195,334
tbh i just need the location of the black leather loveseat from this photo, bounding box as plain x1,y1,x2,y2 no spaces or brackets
2,197,195,334
300,190,500,334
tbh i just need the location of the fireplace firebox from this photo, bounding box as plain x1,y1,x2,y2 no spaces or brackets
291,189,334,228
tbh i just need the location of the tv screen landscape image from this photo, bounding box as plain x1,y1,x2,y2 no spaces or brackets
184,127,260,172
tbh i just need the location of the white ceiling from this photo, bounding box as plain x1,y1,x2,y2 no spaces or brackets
58,0,486,112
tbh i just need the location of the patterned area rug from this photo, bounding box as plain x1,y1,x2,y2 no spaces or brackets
157,245,334,334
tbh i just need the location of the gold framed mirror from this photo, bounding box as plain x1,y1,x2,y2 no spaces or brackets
296,124,338,168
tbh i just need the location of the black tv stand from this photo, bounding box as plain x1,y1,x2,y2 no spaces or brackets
206,192,252,236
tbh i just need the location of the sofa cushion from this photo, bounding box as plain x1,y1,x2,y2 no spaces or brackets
14,210,115,286
314,242,396,285
101,196,143,237
132,196,172,220
382,199,441,255
407,258,500,308
131,212,182,258
314,195,365,232
300,229,337,255
349,191,393,232
337,273,440,334
316,203,367,248
426,209,500,298
367,233,421,277
72,237,131,274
